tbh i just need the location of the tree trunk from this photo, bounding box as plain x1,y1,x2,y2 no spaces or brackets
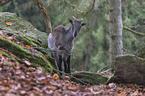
84,37,92,71
108,0,123,71
33,0,52,34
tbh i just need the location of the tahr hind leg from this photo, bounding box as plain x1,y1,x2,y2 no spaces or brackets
64,55,71,74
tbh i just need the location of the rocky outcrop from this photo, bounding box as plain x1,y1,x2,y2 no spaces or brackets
0,12,53,73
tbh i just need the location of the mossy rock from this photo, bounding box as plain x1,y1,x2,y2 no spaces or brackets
108,54,145,85
0,12,48,47
0,12,53,73
72,71,108,85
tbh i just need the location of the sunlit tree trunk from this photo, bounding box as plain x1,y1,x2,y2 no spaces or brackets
108,0,123,71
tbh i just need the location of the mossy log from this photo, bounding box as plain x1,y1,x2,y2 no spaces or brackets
0,12,53,73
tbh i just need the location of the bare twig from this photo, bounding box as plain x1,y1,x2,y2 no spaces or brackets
84,0,96,16
123,26,145,36
97,65,110,73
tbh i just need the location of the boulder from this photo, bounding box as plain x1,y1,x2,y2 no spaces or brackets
109,54,145,85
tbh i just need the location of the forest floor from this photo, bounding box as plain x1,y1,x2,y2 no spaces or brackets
0,52,145,96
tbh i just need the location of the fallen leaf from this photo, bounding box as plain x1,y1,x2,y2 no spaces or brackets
132,90,139,95
29,73,36,77
33,90,40,95
24,60,31,65
7,37,13,40
20,90,26,95
25,45,31,49
2,80,9,86
52,74,59,80
37,77,46,81
0,31,3,35
45,90,53,94
80,69,84,71
0,86,10,92
6,22,13,25
20,75,25,79
0,51,2,56
36,67,43,74
64,76,70,80
118,93,126,96
108,83,116,88
47,74,52,78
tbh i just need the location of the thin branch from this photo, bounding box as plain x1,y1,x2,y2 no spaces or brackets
97,65,110,73
123,26,145,36
33,0,52,34
84,0,96,16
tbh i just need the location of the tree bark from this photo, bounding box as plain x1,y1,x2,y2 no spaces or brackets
108,0,123,71
33,0,52,34
84,37,92,70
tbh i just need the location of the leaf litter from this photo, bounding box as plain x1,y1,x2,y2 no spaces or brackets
0,29,145,95
0,53,145,96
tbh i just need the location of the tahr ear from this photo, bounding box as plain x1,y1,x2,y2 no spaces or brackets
69,19,73,25
81,23,86,26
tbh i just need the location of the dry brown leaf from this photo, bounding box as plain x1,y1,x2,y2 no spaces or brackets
52,74,59,80
21,66,27,70
2,80,9,86
6,22,13,25
7,37,14,40
132,90,139,95
20,90,26,95
37,77,46,81
45,90,53,94
118,93,126,96
25,45,31,49
64,76,70,80
0,31,3,34
0,86,10,92
24,60,31,65
0,51,2,56
46,74,52,78
29,73,36,77
108,83,116,88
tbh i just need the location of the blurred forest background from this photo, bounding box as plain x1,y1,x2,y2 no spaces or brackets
0,0,144,72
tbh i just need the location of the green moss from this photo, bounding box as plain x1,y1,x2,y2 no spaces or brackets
15,36,38,47
0,12,53,73
72,71,108,85
1,50,17,61
0,37,53,73
0,12,48,48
